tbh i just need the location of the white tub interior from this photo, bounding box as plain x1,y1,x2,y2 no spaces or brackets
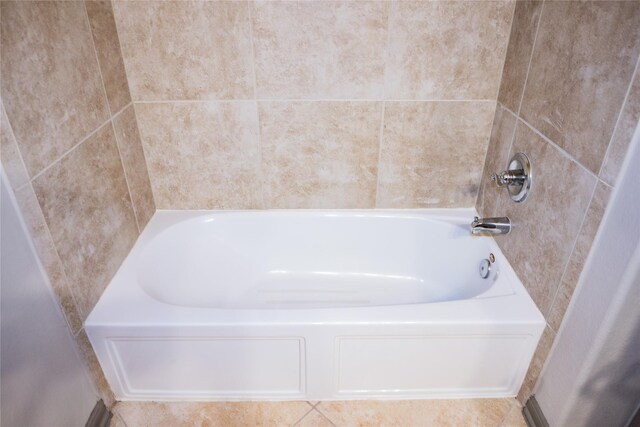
86,209,545,401
138,212,508,309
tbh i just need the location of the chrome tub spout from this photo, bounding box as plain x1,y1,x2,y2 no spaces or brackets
471,216,511,235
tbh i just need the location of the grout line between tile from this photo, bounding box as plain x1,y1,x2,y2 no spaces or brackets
498,399,524,427
493,0,518,103
129,104,158,211
84,1,141,232
29,120,112,184
598,55,640,184
247,1,266,209
111,101,134,122
313,405,337,427
84,1,113,119
516,0,545,117
375,102,386,208
247,0,259,101
375,1,392,209
516,114,599,181
474,100,500,212
110,119,142,233
1,101,31,183
494,102,520,207
546,179,598,329
111,408,129,427
109,0,136,104
599,178,613,190
74,325,84,339
534,323,558,396
20,180,86,336
253,101,267,209
292,406,315,427
502,103,600,182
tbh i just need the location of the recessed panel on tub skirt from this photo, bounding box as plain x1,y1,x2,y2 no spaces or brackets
335,336,531,397
108,337,305,399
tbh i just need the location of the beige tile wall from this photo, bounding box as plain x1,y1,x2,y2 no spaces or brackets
0,0,155,407
7,0,637,414
477,0,640,404
112,0,516,209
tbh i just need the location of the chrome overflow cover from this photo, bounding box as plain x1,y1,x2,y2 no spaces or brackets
491,152,532,203
479,259,491,279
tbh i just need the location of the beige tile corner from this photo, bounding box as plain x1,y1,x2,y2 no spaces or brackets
76,329,116,408
520,1,640,174
31,123,138,320
517,325,556,404
85,0,132,114
112,1,254,100
548,181,612,331
112,105,155,231
385,1,514,100
476,103,518,217
252,1,387,99
600,60,640,186
1,100,30,190
13,183,84,335
497,0,543,113
259,101,381,209
377,101,495,208
0,1,110,176
135,101,263,209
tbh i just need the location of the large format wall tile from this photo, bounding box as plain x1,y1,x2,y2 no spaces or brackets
520,1,640,173
385,1,514,100
0,101,29,191
112,105,155,231
112,1,254,100
0,1,109,176
497,1,543,113
476,104,518,218
85,0,131,114
14,183,84,335
495,122,597,317
600,65,640,186
251,1,388,99
135,102,262,209
259,101,381,208
31,124,138,319
377,102,495,208
547,182,612,332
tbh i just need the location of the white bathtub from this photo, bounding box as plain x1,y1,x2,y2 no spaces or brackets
86,209,544,401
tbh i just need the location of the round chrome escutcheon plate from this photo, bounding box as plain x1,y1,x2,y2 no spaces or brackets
479,258,491,279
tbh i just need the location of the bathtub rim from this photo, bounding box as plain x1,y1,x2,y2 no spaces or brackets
85,208,544,329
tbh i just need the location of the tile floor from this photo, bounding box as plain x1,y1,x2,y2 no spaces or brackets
112,398,527,427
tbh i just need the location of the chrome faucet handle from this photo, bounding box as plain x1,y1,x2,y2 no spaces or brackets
491,152,532,203
491,169,526,187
